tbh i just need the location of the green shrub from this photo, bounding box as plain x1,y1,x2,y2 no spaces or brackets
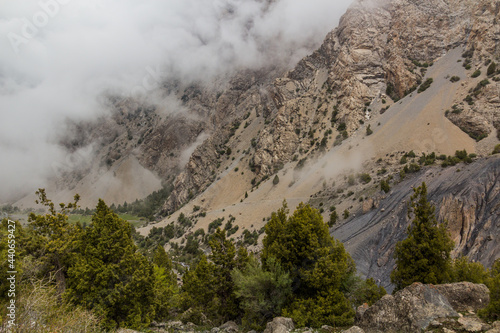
329,211,338,227
451,256,489,284
346,277,386,307
417,78,434,93
366,124,373,136
450,76,461,83
442,155,461,167
377,168,387,175
381,179,390,193
493,144,500,155
479,259,500,321
471,69,481,78
233,257,292,331
283,291,354,328
359,173,372,184
405,163,421,173
487,62,497,76
474,79,490,92
455,149,468,160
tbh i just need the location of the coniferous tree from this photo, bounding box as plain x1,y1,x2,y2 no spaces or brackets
391,182,454,291
181,255,218,323
153,244,173,270
27,189,81,293
66,200,156,330
152,245,177,321
262,202,356,327
181,229,248,325
209,228,248,322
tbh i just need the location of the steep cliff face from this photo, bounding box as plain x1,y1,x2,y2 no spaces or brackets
334,155,500,292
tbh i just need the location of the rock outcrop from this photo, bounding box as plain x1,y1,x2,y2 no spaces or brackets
357,283,459,332
342,327,365,333
435,282,490,312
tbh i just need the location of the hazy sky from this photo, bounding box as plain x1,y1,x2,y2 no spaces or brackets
0,0,353,202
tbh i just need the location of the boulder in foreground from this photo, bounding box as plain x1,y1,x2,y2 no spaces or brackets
357,282,458,332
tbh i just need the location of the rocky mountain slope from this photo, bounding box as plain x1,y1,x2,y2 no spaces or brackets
138,0,499,289
13,0,500,289
161,0,500,213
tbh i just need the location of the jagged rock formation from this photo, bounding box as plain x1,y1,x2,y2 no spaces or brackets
250,0,500,176
334,155,500,291
29,0,498,214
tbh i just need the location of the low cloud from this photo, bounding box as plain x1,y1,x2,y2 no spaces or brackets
0,0,353,202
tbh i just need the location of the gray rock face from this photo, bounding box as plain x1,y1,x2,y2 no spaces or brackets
334,156,500,291
435,282,490,312
357,282,458,332
263,317,295,333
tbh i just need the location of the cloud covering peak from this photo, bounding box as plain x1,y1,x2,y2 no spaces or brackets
0,0,352,202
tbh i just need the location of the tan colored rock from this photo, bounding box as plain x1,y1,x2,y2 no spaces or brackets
458,317,483,332
263,317,295,333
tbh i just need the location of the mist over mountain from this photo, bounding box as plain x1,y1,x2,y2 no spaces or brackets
0,0,352,202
